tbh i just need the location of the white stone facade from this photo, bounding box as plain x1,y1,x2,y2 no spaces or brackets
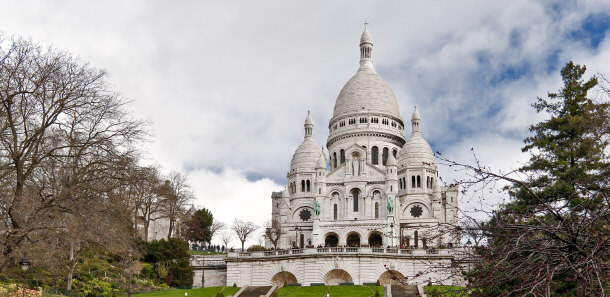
267,26,459,252
225,26,463,287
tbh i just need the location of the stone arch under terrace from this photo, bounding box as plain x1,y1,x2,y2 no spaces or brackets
323,269,353,285
270,271,298,287
378,270,406,286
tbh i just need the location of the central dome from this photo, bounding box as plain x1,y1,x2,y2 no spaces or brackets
331,27,401,121
332,67,401,120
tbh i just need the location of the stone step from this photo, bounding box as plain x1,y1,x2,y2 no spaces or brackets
389,285,420,297
234,286,273,297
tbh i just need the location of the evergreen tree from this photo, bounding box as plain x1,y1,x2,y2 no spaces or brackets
463,62,609,296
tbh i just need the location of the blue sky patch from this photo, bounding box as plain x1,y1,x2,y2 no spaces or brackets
569,13,610,49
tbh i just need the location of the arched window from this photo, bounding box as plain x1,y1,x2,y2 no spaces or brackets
414,230,419,248
430,177,433,188
382,148,389,165
333,152,337,168
301,180,305,192
417,176,421,188
306,180,310,192
399,178,403,189
371,146,379,165
352,189,360,212
403,177,406,189
412,176,416,188
333,204,337,220
319,188,321,194
340,149,345,164
375,202,379,218
426,176,430,188
392,149,397,159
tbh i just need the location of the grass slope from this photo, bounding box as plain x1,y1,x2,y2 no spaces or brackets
125,286,240,297
277,285,383,297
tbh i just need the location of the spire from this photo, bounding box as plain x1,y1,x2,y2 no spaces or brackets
304,110,314,138
411,105,421,135
359,22,373,68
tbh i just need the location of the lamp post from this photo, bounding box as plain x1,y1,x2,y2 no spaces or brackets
127,248,133,297
19,256,30,297
466,239,472,272
389,223,394,247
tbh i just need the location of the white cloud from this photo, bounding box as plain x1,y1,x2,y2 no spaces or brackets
1,0,609,230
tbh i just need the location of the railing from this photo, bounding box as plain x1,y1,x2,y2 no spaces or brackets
278,250,290,255
264,251,276,256
317,248,329,253
400,249,413,254
330,247,344,252
386,248,398,253
346,247,359,252
426,248,439,254
205,260,226,266
238,252,251,257
372,248,384,253
291,249,303,254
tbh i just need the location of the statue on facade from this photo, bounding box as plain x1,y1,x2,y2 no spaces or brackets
387,197,394,215
314,199,321,217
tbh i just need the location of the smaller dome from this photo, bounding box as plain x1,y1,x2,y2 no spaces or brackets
360,27,372,44
386,152,397,166
316,153,326,169
398,134,435,167
291,138,324,172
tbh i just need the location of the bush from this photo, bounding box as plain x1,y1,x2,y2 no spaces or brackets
247,245,265,252
374,291,380,297
138,238,193,287
375,280,380,286
140,264,154,279
233,283,237,288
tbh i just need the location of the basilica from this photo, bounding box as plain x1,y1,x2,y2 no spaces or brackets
267,26,459,251
219,26,463,288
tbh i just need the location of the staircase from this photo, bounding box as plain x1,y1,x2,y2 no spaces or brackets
233,286,273,297
389,285,420,297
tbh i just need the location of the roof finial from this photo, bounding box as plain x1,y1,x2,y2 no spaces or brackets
364,20,369,29
304,110,314,138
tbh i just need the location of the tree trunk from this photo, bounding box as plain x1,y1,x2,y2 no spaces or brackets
167,218,174,240
66,243,78,291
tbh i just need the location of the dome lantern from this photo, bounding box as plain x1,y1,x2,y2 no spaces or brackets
411,105,421,135
304,110,314,138
360,21,373,65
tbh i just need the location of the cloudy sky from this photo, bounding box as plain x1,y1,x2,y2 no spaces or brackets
3,0,610,246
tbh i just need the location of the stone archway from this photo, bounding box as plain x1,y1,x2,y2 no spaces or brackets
271,271,298,287
378,270,405,286
325,233,339,247
323,269,353,285
346,233,360,247
368,233,383,248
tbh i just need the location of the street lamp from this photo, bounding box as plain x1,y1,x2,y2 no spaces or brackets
389,223,394,247
127,248,134,297
19,256,30,297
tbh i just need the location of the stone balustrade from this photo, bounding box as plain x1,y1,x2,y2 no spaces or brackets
226,247,454,258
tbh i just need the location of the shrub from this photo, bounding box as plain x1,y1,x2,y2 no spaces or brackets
140,264,154,279
375,280,380,286
216,292,224,297
247,245,265,252
374,291,380,297
233,283,237,288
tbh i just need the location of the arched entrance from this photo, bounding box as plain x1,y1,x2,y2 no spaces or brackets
346,233,360,247
368,233,383,248
325,233,339,247
378,270,405,286
323,269,353,285
271,271,297,287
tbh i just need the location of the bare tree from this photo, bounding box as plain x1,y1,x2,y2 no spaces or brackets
264,219,282,249
219,232,232,252
0,35,145,271
158,171,193,239
209,221,226,245
232,219,258,251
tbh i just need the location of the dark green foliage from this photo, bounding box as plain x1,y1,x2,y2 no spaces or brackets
184,208,214,243
375,280,380,286
137,238,193,287
468,62,610,296
216,291,225,297
233,283,237,288
140,264,154,279
374,290,381,297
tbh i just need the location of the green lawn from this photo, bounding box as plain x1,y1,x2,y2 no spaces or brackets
276,285,383,297
425,285,469,297
126,286,240,297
